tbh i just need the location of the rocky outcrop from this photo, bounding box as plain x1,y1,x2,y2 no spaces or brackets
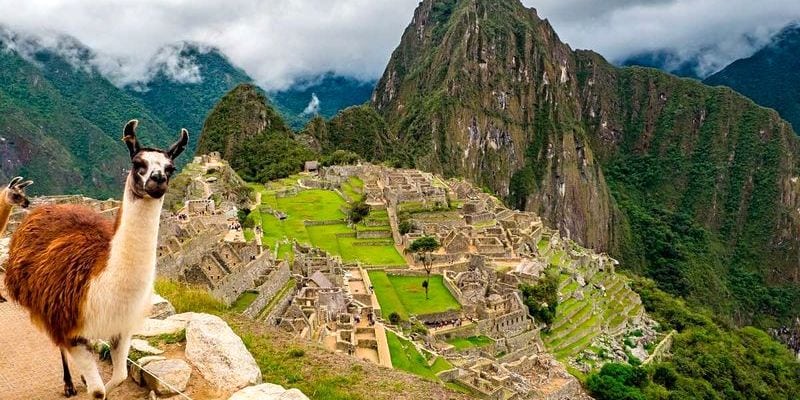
182,312,263,391
142,359,192,396
228,383,310,400
372,0,800,324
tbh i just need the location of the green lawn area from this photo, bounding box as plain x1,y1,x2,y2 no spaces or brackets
386,330,453,380
341,176,364,201
230,291,259,313
368,271,461,320
445,335,494,350
250,184,405,267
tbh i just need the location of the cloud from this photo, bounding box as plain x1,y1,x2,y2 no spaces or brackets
526,0,800,76
0,0,797,88
0,0,420,90
302,93,321,115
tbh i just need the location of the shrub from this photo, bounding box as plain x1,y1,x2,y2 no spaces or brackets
388,312,401,325
349,200,371,224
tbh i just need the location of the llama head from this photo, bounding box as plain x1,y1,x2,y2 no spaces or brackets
122,119,189,199
4,176,33,208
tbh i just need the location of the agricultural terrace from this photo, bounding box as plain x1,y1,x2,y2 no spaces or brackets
385,330,453,380
368,271,461,320
246,177,405,267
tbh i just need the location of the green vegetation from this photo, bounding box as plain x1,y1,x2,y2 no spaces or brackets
409,236,440,299
704,25,800,132
445,335,494,350
385,330,453,380
270,73,375,130
582,277,800,399
196,84,314,183
249,185,404,266
307,104,392,161
519,267,559,326
349,199,370,224
230,291,259,313
368,271,460,320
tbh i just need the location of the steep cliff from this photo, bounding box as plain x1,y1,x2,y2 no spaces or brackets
372,0,800,324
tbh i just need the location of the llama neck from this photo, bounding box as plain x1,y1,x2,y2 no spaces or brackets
0,191,12,235
107,177,164,276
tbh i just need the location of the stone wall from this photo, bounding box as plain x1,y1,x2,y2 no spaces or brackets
241,262,292,319
211,255,273,305
355,229,392,239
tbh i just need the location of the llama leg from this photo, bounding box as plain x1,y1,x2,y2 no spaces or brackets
60,348,77,397
105,333,131,392
67,339,105,399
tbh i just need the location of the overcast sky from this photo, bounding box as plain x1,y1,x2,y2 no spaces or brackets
0,0,798,90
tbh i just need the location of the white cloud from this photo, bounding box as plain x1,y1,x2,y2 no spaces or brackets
526,0,800,76
302,93,321,115
0,0,797,88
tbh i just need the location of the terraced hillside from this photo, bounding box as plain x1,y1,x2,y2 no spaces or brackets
539,238,655,371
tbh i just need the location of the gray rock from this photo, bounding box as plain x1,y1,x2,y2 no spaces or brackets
142,359,192,396
131,356,167,385
185,313,262,392
150,293,176,319
228,383,310,400
135,318,187,337
131,339,164,355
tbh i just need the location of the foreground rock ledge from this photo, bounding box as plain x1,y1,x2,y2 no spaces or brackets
181,312,263,392
228,383,309,400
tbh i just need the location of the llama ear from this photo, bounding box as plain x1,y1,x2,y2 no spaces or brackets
17,180,33,189
122,119,141,158
167,128,189,160
8,176,22,188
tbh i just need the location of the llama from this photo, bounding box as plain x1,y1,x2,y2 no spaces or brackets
0,176,33,302
4,120,188,399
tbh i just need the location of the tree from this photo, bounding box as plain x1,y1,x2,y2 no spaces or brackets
399,220,413,235
409,236,440,300
388,312,401,325
349,199,370,224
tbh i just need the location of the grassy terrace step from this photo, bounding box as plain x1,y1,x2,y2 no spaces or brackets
549,303,596,340
552,313,602,351
550,300,592,333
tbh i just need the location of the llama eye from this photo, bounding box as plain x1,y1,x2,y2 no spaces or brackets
165,166,175,175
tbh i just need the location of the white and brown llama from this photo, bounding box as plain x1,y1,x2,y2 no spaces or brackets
4,120,188,399
0,176,33,302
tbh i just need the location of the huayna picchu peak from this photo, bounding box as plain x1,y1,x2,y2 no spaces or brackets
373,0,800,328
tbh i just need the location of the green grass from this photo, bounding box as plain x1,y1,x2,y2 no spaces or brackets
257,278,297,320
386,330,453,380
445,335,494,350
341,176,364,200
230,291,259,313
154,279,228,314
368,272,461,319
251,184,405,266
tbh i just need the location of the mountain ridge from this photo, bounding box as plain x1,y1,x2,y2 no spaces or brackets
371,0,800,325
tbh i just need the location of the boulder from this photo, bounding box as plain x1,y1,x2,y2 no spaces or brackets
131,356,167,385
131,339,164,355
142,359,192,396
228,383,309,400
184,313,262,392
150,293,176,319
135,318,187,337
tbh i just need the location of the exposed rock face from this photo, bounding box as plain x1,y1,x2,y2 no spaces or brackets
135,317,188,337
372,0,800,324
150,293,177,319
131,356,167,385
373,0,616,252
142,359,192,396
183,313,262,392
228,383,310,400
